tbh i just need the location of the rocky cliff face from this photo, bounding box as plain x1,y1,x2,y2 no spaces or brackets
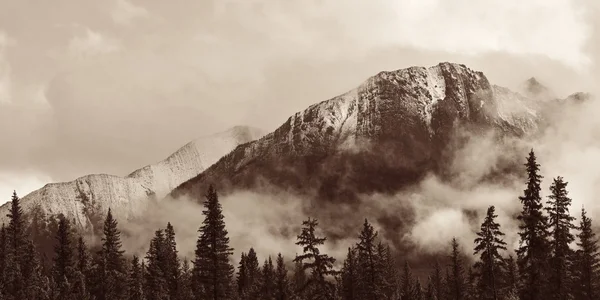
170,63,543,202
0,126,265,229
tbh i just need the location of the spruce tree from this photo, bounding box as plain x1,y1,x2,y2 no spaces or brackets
355,219,381,300
5,191,27,299
144,229,169,300
379,244,399,300
128,255,143,300
92,208,128,300
431,261,445,300
425,276,435,300
192,185,235,300
340,247,358,300
74,236,91,300
293,218,337,300
179,258,195,300
573,208,600,300
473,206,507,300
414,279,423,300
516,150,550,300
448,238,465,300
260,257,276,300
0,224,7,296
545,177,576,300
22,239,49,300
52,215,76,299
501,255,518,300
275,253,291,300
291,256,307,300
164,223,180,299
400,261,414,300
245,248,262,300
237,252,249,298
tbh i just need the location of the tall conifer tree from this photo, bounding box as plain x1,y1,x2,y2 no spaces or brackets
573,208,600,300
473,206,507,300
516,150,550,300
192,185,235,300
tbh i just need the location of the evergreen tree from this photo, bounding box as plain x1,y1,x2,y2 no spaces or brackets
340,247,358,300
145,229,169,300
448,238,465,300
501,255,519,300
22,240,49,300
73,236,91,300
0,224,7,296
425,276,435,300
291,256,307,300
473,206,507,300
431,261,445,300
260,257,276,300
92,208,128,300
413,279,423,300
245,248,262,300
52,215,76,299
545,177,576,300
179,258,195,300
237,252,249,299
379,244,399,300
293,218,337,300
400,261,414,300
5,191,27,299
516,150,550,300
275,253,291,300
355,219,381,300
164,223,180,299
192,185,235,300
573,208,600,300
128,255,143,300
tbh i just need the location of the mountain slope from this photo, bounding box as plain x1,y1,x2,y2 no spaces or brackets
0,126,265,229
170,63,543,202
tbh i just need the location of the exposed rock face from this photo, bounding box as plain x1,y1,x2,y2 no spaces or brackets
0,126,265,229
170,63,543,203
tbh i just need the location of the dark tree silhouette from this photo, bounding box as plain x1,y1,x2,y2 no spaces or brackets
192,185,235,300
473,206,507,300
573,207,600,300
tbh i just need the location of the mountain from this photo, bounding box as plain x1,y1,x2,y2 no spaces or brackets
170,63,544,203
0,126,265,229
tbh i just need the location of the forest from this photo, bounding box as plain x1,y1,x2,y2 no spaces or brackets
0,149,598,300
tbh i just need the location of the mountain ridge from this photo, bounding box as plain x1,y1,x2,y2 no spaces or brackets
0,125,266,228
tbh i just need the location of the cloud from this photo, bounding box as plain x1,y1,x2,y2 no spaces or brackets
68,27,120,58
0,31,13,104
111,0,149,26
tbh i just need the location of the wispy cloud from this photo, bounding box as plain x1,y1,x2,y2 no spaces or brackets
111,0,149,26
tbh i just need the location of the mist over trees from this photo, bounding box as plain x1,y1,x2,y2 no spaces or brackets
0,150,599,300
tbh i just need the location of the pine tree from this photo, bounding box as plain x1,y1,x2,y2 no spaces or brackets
164,223,180,299
22,239,49,300
473,206,507,300
414,279,423,300
501,255,519,300
275,253,291,300
179,258,195,300
400,261,414,300
73,236,91,300
237,252,249,299
431,261,445,300
245,248,262,300
192,185,235,300
355,219,381,300
340,247,358,300
5,191,27,299
516,150,550,300
379,244,399,300
425,276,435,300
92,208,128,300
545,177,576,300
52,215,76,299
291,256,307,300
448,238,465,300
0,224,7,296
128,255,143,300
573,208,600,300
260,257,276,300
293,218,337,300
145,229,169,300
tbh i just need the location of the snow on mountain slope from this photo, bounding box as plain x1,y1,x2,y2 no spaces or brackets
0,126,265,229
170,62,545,201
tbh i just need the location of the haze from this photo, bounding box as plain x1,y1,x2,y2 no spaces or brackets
0,0,598,202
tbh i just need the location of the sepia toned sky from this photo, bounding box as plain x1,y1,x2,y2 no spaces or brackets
0,0,598,201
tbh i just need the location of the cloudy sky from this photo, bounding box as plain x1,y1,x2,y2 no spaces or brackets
0,0,598,201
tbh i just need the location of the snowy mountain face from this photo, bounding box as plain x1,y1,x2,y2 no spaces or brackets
171,63,545,204
0,126,265,229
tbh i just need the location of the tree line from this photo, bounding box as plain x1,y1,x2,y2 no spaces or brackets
0,150,598,300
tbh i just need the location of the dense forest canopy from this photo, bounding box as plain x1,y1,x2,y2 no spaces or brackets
0,150,598,300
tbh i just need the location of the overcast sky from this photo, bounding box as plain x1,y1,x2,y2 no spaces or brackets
0,0,598,201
